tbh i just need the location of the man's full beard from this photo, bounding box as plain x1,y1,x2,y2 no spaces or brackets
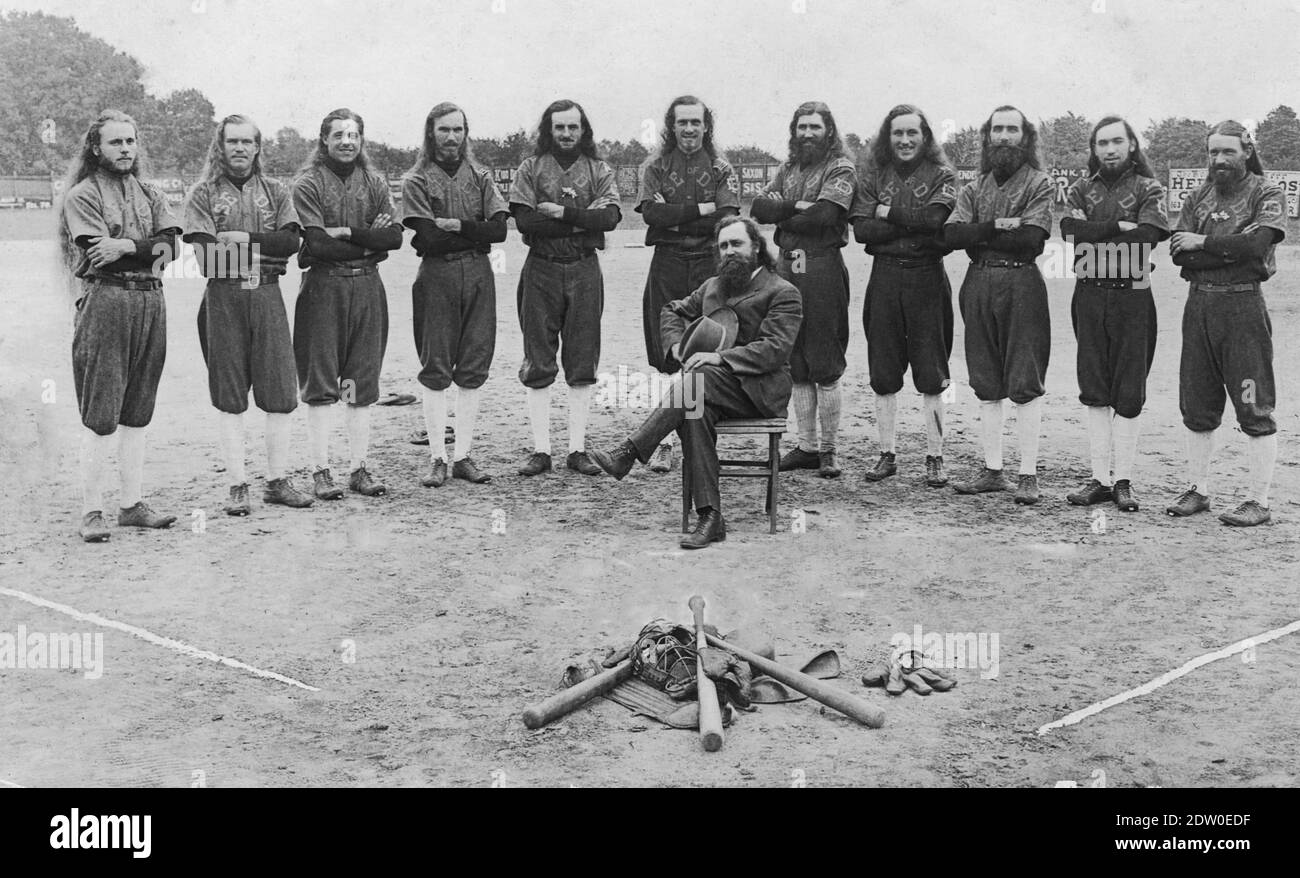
718,253,757,297
97,153,133,177
793,136,829,167
986,144,1025,178
1210,160,1246,193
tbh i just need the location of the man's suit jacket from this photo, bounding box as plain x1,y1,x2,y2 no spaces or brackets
661,267,803,417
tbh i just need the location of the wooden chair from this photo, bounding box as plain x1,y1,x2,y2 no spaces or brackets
681,418,786,535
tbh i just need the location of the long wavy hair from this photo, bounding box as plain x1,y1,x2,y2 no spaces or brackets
785,101,851,165
199,114,263,184
534,99,598,159
57,110,147,281
1085,115,1155,177
410,102,474,173
979,105,1041,173
868,104,949,170
301,108,370,172
1207,120,1265,175
715,215,776,271
659,95,716,159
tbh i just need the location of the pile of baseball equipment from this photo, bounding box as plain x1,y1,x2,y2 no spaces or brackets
522,596,957,751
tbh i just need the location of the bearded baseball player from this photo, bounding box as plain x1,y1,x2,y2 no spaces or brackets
1059,116,1170,512
943,106,1054,505
509,99,621,477
292,108,402,499
401,102,509,488
1167,120,1287,527
850,104,957,487
58,110,182,542
184,114,313,516
636,95,741,474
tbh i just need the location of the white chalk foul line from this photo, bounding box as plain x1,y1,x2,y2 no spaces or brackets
1037,619,1300,736
0,586,319,692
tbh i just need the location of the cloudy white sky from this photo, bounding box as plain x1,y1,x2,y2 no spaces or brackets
4,0,1297,151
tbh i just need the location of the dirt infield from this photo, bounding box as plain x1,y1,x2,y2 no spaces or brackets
2,219,1298,788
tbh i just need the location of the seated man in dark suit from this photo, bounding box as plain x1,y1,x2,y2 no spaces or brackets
591,215,803,548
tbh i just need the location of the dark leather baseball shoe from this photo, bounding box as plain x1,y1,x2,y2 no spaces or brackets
863,451,896,482
953,467,1009,494
1013,474,1040,505
421,459,448,487
452,457,492,484
1113,479,1139,512
1219,500,1270,527
519,451,552,476
224,483,251,516
79,511,110,543
566,450,601,476
313,468,344,500
349,465,387,496
779,447,820,471
680,509,726,549
118,501,176,529
264,477,313,508
589,441,638,480
819,450,841,478
1067,479,1113,506
924,455,948,487
1166,487,1210,517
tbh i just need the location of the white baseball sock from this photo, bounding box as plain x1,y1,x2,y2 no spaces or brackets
307,403,332,470
265,412,290,481
118,425,146,509
1016,398,1043,476
875,392,898,454
923,393,944,457
1112,414,1140,484
80,428,114,515
1086,405,1112,485
219,412,247,484
980,400,1005,471
528,386,551,455
1186,429,1215,495
792,382,817,452
454,387,481,461
816,381,841,453
658,373,676,448
345,404,371,471
423,387,448,463
568,385,592,454
1248,433,1277,507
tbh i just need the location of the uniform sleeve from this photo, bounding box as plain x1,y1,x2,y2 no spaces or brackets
1065,179,1087,214
759,167,787,199
508,158,539,209
945,181,978,225
270,180,300,231
714,159,741,211
1020,173,1054,234
400,170,437,224
1175,189,1202,233
588,160,621,211
182,183,216,240
848,170,879,221
370,173,398,224
930,166,958,210
147,185,182,233
63,184,109,241
635,159,661,209
1253,182,1288,239
1137,178,1171,235
292,173,327,231
816,159,856,210
481,168,509,219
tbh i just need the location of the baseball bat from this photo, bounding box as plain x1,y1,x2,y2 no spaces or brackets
689,595,725,752
521,658,634,729
703,631,886,728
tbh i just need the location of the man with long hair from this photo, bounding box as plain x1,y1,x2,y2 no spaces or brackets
58,109,182,542
401,102,509,488
589,216,802,549
509,99,621,477
291,108,403,500
1166,121,1287,526
1059,116,1170,512
635,95,740,474
851,104,957,488
751,100,856,478
184,114,313,516
943,105,1054,505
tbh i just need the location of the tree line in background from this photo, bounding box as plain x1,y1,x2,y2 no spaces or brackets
3,11,1299,182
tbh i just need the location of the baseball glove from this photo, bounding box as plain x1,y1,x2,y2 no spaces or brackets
862,648,957,696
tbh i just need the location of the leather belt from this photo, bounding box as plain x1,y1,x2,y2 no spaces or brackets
315,265,377,277
1078,277,1141,290
781,248,837,260
431,249,489,262
92,275,162,291
972,257,1034,269
531,250,595,264
1192,281,1258,293
211,273,281,289
874,255,942,269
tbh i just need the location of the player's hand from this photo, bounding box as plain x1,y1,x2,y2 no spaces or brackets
325,226,351,240
683,351,723,371
652,193,666,203
698,202,716,216
537,201,565,220
1241,222,1261,235
994,217,1022,231
795,200,814,211
434,218,462,233
1170,231,1205,254
1117,221,1137,232
85,236,136,268
370,213,395,230
1069,208,1087,220
215,231,251,244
